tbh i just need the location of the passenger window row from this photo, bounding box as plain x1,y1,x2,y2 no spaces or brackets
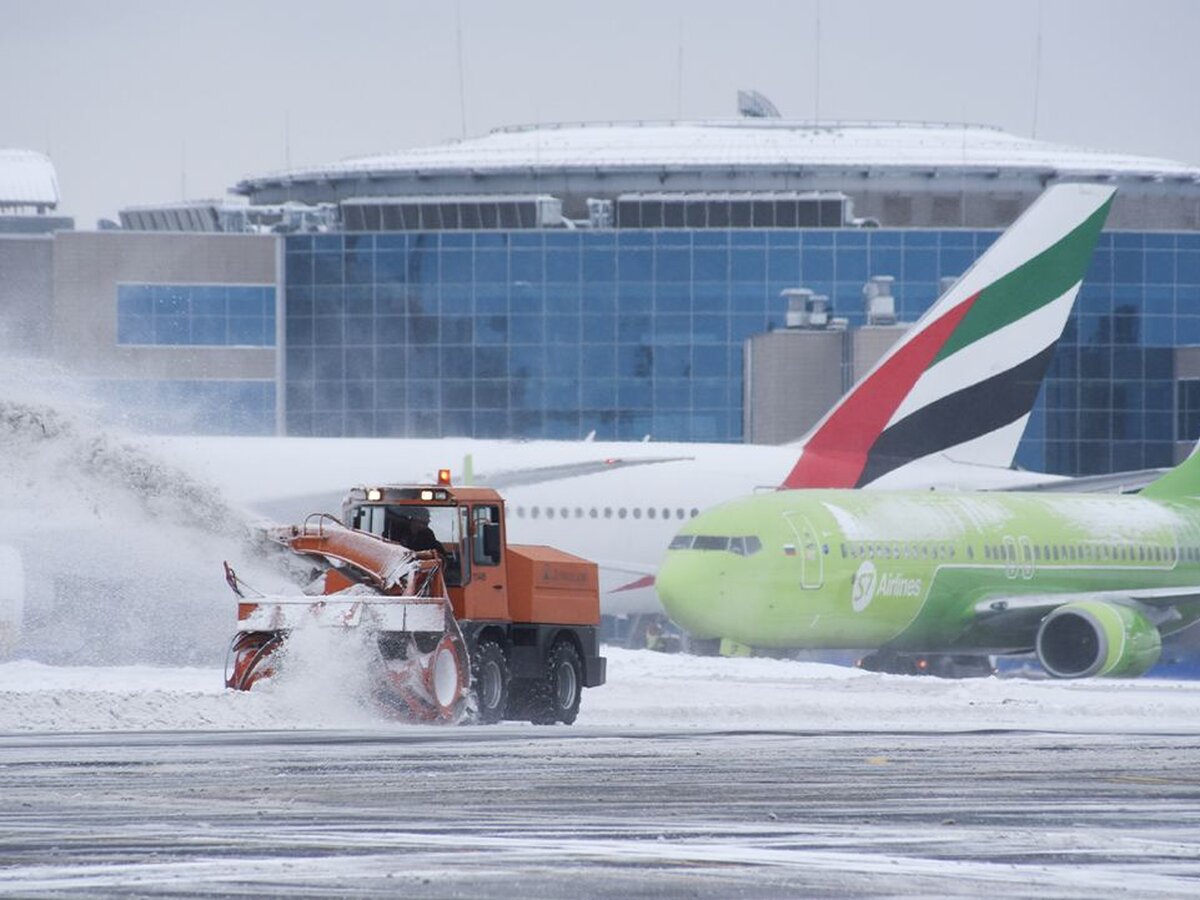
841,541,956,561
513,506,701,521
668,534,764,556
985,542,1194,564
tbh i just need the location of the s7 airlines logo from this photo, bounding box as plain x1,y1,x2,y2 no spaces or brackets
851,560,877,611
851,560,922,612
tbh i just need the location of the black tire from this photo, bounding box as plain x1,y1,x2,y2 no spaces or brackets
529,640,583,725
470,639,510,724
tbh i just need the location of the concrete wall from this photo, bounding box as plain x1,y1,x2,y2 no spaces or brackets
0,215,73,235
743,324,907,445
0,236,54,354
850,326,908,382
744,329,844,444
51,230,278,380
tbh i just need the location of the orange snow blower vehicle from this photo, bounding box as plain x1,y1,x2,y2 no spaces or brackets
224,477,606,724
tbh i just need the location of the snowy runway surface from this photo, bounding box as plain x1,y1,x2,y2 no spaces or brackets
2,728,1199,898
4,650,1200,897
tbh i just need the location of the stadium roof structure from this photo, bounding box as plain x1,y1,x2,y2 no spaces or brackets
238,120,1200,191
0,149,60,210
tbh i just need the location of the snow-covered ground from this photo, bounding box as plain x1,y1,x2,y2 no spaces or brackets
5,647,1200,734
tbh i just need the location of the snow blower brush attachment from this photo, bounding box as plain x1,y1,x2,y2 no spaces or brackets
224,514,471,722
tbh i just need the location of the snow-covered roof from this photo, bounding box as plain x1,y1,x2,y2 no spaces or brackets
242,120,1200,186
0,149,60,208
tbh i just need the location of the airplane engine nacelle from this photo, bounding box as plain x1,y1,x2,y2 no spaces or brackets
1035,600,1161,679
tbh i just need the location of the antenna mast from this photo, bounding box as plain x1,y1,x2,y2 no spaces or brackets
1032,0,1044,138
814,0,822,123
455,0,468,138
675,18,684,118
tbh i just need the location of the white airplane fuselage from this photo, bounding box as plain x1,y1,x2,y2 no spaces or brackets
151,435,1062,616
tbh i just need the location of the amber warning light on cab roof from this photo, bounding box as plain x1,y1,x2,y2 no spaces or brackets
438,468,452,486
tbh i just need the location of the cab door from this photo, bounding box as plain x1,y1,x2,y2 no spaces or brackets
783,511,824,590
462,503,507,619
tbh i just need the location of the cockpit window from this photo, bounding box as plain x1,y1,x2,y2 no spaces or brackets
677,534,763,556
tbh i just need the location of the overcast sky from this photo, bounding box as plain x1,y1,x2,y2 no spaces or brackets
3,0,1198,228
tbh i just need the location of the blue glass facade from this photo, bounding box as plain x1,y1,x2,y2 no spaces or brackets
281,230,1200,475
1037,232,1200,475
117,283,276,347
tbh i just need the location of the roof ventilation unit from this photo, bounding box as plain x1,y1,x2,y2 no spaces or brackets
864,276,897,325
782,288,830,329
586,198,613,229
536,196,564,227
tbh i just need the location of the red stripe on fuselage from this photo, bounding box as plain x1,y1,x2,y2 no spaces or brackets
781,293,979,489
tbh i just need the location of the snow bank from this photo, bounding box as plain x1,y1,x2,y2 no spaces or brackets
584,649,1200,732
4,649,1200,734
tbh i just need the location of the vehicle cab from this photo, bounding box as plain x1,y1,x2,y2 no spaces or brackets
342,478,510,622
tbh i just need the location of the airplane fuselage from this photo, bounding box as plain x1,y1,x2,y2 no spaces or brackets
150,436,1064,616
657,489,1200,656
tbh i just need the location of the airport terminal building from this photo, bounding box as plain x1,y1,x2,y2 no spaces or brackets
5,110,1200,476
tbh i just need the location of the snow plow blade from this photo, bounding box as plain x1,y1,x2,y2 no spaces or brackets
224,515,471,722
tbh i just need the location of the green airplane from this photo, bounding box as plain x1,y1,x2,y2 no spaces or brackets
656,452,1200,678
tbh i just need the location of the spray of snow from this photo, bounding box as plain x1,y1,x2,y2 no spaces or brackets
252,621,389,727
0,371,291,667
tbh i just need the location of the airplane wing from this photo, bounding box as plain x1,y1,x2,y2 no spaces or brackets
901,456,1168,494
997,468,1168,495
593,559,657,579
965,585,1200,647
471,456,692,490
590,560,659,613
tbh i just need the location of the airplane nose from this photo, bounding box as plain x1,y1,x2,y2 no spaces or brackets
655,553,687,614
655,550,718,639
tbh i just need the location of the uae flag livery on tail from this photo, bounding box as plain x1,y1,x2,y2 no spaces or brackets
783,183,1115,489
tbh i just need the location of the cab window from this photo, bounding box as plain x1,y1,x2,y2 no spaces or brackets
472,504,502,566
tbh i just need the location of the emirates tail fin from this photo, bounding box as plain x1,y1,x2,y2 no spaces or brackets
783,182,1115,489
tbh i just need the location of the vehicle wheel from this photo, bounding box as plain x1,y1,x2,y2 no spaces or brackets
470,639,510,724
504,678,533,720
529,640,583,725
